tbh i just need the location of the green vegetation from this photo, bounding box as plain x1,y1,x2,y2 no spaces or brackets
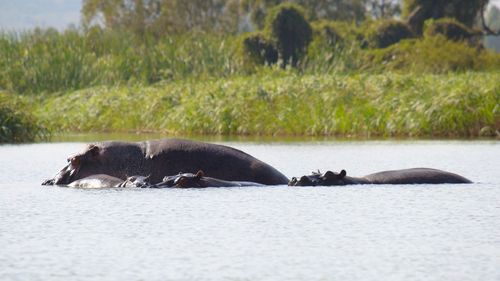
2,28,499,96
265,4,312,66
363,36,500,73
37,72,500,137
1,1,500,140
241,32,278,66
424,18,477,42
403,0,485,34
0,92,48,143
365,20,414,48
0,29,243,95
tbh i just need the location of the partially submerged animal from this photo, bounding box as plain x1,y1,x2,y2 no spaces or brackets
153,170,265,188
289,168,472,186
66,174,151,189
42,138,289,186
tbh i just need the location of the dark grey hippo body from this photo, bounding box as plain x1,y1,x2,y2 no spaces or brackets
289,168,472,186
154,170,265,188
42,138,288,186
67,174,151,188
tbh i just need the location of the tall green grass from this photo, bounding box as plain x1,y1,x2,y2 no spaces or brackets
0,29,243,95
37,71,500,137
0,92,48,142
2,29,500,95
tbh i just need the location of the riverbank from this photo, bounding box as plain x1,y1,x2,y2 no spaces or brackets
36,71,499,138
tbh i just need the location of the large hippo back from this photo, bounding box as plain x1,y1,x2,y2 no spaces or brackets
141,139,288,185
363,168,472,184
43,138,288,186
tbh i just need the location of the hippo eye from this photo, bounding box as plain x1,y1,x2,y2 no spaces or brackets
173,176,185,185
70,157,80,167
175,177,189,188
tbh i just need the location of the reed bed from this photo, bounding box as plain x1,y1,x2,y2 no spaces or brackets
0,30,243,95
2,30,500,96
37,71,500,137
2,30,500,139
0,92,48,143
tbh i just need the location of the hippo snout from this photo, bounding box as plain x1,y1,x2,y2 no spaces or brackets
42,164,79,185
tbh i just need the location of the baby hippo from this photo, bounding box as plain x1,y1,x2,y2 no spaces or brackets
289,168,472,186
154,170,265,188
66,174,151,188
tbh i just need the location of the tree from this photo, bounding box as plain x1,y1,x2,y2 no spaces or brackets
402,0,487,34
82,0,242,35
480,0,500,36
484,5,500,51
157,0,242,33
241,0,367,29
265,3,312,66
367,20,414,48
368,0,401,19
82,0,161,34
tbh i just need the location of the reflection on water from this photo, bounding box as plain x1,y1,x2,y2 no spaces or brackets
0,138,499,281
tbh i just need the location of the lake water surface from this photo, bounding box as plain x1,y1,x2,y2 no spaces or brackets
1,138,499,281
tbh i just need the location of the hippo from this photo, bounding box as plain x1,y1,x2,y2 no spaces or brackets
42,138,288,186
152,170,265,188
289,168,472,186
66,174,151,188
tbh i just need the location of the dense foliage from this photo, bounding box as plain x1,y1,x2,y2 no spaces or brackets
311,21,344,47
1,27,499,96
0,92,48,143
2,1,500,139
241,32,278,65
424,18,477,42
366,20,414,48
37,72,500,137
265,4,313,66
403,0,486,33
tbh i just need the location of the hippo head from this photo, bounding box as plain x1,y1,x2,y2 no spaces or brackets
288,170,347,186
42,143,138,186
173,170,205,188
320,170,347,185
152,171,205,188
119,175,151,188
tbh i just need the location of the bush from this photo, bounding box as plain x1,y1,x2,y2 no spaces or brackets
424,18,476,42
265,3,313,67
37,72,500,137
311,21,344,47
0,92,48,143
367,20,414,48
403,0,484,29
241,32,278,65
363,36,500,73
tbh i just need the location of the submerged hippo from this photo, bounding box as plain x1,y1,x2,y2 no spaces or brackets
289,168,472,186
42,138,288,186
153,170,265,188
67,174,151,188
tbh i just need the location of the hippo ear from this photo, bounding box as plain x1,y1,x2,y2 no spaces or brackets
323,171,336,179
339,170,347,179
88,145,100,157
196,170,204,179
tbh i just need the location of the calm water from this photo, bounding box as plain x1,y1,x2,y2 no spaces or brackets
1,139,499,281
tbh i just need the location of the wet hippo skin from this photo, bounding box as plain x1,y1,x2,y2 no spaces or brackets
42,138,289,186
289,168,472,186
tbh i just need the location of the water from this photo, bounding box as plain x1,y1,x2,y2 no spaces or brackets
1,139,499,281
